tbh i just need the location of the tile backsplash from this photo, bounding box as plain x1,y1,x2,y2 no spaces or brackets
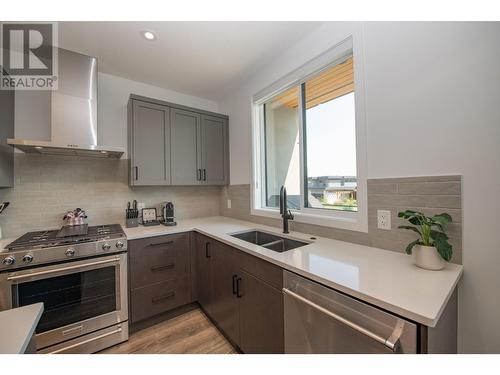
220,176,462,264
0,154,221,238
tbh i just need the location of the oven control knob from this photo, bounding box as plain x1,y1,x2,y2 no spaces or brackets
115,241,124,249
22,254,33,264
102,243,111,251
2,256,15,266
66,248,76,257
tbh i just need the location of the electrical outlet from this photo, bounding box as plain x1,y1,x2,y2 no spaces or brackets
377,210,391,230
227,199,232,209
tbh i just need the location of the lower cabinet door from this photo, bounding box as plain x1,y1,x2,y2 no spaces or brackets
238,270,284,354
195,234,214,316
211,242,240,345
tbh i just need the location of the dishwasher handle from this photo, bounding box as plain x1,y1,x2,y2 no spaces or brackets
283,288,404,352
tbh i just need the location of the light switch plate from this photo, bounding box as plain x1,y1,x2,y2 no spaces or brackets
377,210,391,230
227,199,231,209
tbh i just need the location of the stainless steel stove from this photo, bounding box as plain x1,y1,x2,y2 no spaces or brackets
1,224,127,271
0,224,128,353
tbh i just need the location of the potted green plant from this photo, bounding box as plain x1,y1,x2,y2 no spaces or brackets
398,210,453,270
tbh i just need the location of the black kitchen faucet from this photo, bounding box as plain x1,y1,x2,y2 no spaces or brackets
279,185,294,234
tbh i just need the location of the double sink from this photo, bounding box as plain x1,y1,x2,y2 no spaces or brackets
230,230,308,252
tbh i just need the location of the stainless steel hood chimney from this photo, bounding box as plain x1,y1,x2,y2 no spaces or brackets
8,49,124,158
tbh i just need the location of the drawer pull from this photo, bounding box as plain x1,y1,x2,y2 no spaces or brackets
148,240,174,247
236,277,242,298
205,242,211,258
232,274,238,295
151,263,175,272
152,292,176,304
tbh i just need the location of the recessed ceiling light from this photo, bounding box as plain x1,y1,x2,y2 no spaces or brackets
35,146,43,149
142,31,157,41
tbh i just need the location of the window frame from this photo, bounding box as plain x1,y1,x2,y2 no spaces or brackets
251,31,368,232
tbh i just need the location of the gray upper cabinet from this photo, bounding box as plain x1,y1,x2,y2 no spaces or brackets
128,95,229,186
170,108,201,185
129,100,170,186
201,115,228,185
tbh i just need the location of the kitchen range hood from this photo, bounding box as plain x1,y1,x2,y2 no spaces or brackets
8,49,124,158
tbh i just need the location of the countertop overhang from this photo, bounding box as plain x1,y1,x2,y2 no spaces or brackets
0,303,43,354
122,216,463,328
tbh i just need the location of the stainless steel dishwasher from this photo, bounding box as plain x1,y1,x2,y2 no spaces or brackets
283,271,418,353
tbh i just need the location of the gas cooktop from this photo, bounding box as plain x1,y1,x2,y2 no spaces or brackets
1,224,127,271
6,224,125,251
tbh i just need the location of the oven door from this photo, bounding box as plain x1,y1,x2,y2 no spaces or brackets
0,253,128,351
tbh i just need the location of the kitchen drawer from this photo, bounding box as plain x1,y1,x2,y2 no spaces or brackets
235,250,283,290
129,233,190,289
130,278,190,323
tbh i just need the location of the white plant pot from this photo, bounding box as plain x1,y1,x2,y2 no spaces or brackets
412,244,446,270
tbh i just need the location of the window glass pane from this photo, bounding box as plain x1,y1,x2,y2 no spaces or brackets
304,57,358,212
263,86,301,209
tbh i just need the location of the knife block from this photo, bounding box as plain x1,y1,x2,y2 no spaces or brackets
126,218,139,228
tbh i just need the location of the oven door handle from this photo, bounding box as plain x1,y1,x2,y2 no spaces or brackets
6,257,121,282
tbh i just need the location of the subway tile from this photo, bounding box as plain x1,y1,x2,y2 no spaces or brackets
423,195,461,209
397,181,461,195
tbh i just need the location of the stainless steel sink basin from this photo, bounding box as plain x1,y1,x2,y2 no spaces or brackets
230,230,308,252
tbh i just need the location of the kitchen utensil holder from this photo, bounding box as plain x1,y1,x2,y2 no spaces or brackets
126,218,139,228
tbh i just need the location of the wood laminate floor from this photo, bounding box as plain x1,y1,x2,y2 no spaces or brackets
101,308,237,354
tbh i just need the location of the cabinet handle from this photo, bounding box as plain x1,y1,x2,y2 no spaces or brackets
151,263,175,272
148,240,174,247
203,169,207,181
197,169,202,181
152,292,175,304
205,242,211,258
236,277,242,298
135,166,138,180
232,274,238,295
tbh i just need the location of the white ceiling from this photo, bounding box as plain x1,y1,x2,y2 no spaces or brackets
59,22,322,101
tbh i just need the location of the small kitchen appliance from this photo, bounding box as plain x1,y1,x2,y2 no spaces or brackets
161,202,177,226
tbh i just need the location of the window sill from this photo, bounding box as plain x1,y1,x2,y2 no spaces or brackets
250,207,368,232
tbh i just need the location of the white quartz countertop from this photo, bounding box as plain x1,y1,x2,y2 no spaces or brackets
0,303,43,354
123,216,463,327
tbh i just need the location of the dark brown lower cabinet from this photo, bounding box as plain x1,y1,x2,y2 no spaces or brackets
129,233,191,324
195,233,214,317
237,270,284,354
195,237,284,353
129,231,284,353
211,242,240,345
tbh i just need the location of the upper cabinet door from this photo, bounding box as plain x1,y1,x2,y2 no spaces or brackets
201,115,228,185
131,101,170,186
170,108,202,185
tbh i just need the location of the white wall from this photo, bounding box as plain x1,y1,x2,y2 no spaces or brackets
98,73,219,158
219,21,500,353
